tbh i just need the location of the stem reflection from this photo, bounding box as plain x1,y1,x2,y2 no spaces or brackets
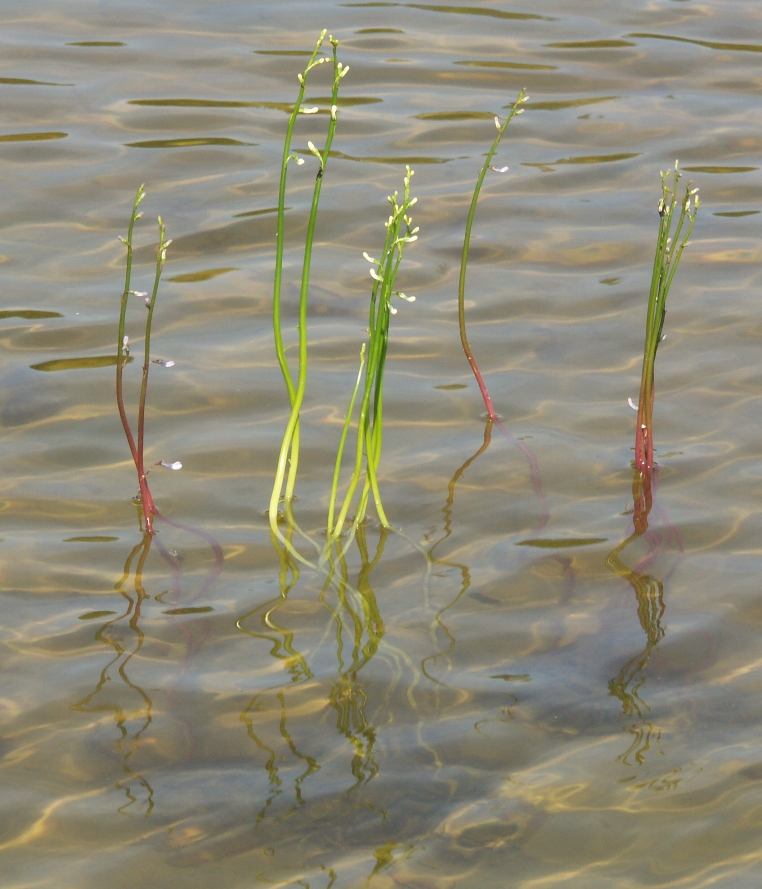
71,531,155,816
606,466,682,766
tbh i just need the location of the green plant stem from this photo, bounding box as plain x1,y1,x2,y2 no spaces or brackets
136,218,171,523
116,184,157,533
269,35,344,540
273,29,328,403
328,170,417,540
457,88,526,418
635,163,698,471
327,344,366,535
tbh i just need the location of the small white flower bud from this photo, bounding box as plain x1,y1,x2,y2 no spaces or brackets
301,107,319,114
331,105,337,120
494,116,501,129
122,335,129,348
340,65,349,77
389,304,398,314
160,461,183,470
370,269,383,281
297,73,304,84
118,236,128,244
490,166,509,173
363,252,377,264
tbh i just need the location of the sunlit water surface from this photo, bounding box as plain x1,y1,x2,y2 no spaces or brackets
2,0,762,886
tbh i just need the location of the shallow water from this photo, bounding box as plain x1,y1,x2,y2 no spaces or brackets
2,0,762,886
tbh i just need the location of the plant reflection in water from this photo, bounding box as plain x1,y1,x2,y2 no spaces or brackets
237,523,388,832
71,506,222,816
71,524,155,816
606,466,683,767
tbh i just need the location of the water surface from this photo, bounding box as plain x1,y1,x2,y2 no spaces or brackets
2,1,762,887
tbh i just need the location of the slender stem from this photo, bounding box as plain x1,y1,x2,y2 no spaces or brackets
273,29,328,403
457,89,526,420
116,185,157,533
327,344,366,535
136,218,170,530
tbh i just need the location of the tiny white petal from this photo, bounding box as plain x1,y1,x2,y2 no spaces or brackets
122,335,129,347
330,104,338,120
301,107,319,114
296,157,305,165
161,460,183,470
389,304,398,314
490,165,510,173
370,269,383,281
628,398,638,411
363,251,377,264
494,116,501,129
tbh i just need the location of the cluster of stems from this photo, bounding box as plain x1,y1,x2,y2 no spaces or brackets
116,184,173,534
326,167,418,542
267,31,419,548
268,30,344,539
635,162,699,471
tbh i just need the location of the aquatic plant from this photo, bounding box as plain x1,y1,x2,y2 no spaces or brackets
455,89,548,528
633,162,699,471
457,88,527,420
326,167,418,541
268,32,419,546
116,184,176,535
268,30,344,539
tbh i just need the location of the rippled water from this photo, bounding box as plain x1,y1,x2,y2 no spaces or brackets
2,1,762,886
